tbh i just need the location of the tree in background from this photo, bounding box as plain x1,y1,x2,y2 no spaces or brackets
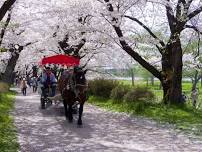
100,0,202,104
183,39,202,91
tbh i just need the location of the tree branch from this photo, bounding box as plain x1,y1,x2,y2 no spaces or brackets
124,15,165,47
0,9,11,46
176,0,182,19
53,25,59,37
196,33,200,59
58,14,91,58
185,0,193,10
185,24,202,35
181,0,192,20
0,0,16,21
187,6,202,20
24,41,38,47
180,0,186,4
165,0,176,32
81,54,95,68
16,30,25,36
72,38,86,57
104,0,162,80
196,73,202,83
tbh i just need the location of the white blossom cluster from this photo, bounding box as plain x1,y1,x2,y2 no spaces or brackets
0,0,202,76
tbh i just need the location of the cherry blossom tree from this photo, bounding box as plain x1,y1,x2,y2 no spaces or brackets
183,37,202,91
96,0,202,104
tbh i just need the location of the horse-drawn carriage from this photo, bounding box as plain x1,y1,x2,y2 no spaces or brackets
40,85,54,109
39,55,88,125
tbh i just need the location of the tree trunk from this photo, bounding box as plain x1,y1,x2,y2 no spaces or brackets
1,53,19,84
192,70,198,91
161,37,183,104
150,76,154,86
0,9,11,46
131,68,134,86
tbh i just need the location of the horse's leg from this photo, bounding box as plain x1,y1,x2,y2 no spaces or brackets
63,100,68,120
68,104,73,122
78,103,84,125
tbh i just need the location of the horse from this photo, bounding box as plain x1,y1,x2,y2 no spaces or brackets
58,68,87,125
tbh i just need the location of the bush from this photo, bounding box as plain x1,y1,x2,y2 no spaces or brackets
124,86,155,102
110,84,131,101
0,82,9,93
88,79,119,98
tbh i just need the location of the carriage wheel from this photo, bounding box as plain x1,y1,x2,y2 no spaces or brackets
49,99,52,105
41,97,45,109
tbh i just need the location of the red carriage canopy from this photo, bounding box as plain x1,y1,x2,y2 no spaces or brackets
41,55,80,66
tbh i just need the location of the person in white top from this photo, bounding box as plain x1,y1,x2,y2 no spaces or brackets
21,77,28,96
191,88,198,107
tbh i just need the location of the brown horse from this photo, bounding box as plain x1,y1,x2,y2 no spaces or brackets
58,68,87,125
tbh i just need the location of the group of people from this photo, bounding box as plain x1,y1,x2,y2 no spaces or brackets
16,76,38,96
39,66,79,98
14,76,28,96
16,66,78,98
17,66,200,108
181,88,199,108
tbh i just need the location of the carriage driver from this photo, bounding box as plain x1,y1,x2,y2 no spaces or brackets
41,66,57,97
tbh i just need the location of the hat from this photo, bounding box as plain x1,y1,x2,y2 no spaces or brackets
45,66,51,70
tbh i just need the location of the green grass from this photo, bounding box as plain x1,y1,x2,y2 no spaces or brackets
121,80,202,105
88,96,202,137
0,92,19,152
88,80,202,137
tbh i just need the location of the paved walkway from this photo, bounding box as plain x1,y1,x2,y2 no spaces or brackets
14,88,202,152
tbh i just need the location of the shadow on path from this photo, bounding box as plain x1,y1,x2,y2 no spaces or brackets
14,88,202,152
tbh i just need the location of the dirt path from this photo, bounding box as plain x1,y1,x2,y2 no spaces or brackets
14,88,202,152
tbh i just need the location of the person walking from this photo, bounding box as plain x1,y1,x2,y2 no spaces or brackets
191,88,198,108
21,78,28,96
31,76,38,92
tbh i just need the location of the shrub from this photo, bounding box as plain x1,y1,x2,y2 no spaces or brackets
88,79,119,98
124,86,155,102
110,84,131,101
0,82,9,93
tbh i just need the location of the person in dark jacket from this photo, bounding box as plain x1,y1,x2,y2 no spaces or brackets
41,67,57,97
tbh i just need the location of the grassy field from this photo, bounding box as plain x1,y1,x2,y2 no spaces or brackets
88,80,202,137
0,92,19,152
121,80,202,105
